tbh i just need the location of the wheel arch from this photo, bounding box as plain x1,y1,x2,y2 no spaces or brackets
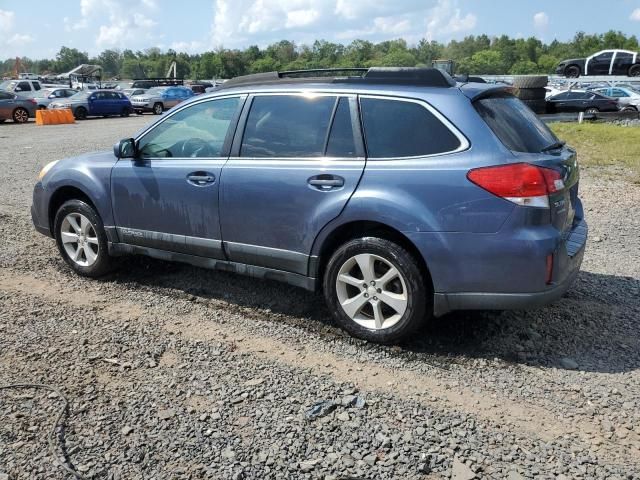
48,186,98,236
311,220,434,294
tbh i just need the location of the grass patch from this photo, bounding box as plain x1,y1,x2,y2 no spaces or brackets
549,123,640,181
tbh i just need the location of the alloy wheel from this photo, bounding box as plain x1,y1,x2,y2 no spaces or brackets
60,213,99,267
13,108,28,123
335,253,408,330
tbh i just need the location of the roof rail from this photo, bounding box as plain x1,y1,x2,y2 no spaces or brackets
220,67,456,89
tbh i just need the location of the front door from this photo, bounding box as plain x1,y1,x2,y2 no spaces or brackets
588,51,613,75
111,95,245,258
219,93,365,276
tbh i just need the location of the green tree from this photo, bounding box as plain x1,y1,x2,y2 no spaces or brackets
54,46,89,73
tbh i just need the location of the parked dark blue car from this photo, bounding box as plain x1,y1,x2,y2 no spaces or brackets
31,68,587,343
49,90,132,119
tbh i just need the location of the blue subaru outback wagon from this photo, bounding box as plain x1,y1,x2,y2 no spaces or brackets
31,68,587,343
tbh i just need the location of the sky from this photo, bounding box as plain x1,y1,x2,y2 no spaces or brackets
1,0,640,59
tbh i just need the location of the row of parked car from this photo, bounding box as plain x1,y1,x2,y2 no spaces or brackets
544,84,640,114
0,84,199,123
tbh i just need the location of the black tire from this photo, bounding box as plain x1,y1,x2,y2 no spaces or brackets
0,119,5,123
153,103,163,115
512,75,548,89
12,107,29,123
584,107,599,116
622,105,637,112
629,65,640,77
54,199,115,278
323,237,430,344
135,110,143,115
565,65,580,78
523,99,547,114
120,106,131,117
515,87,546,101
74,107,87,120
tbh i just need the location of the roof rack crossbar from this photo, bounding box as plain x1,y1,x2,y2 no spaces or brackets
220,67,456,90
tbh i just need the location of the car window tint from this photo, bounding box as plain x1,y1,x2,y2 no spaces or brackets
17,82,31,91
138,97,241,158
241,95,336,158
0,92,13,100
552,92,569,100
474,94,558,153
361,97,461,158
325,97,357,157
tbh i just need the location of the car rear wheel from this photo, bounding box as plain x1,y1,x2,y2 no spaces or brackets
120,106,131,117
629,65,640,77
323,237,430,343
622,105,637,112
12,108,29,123
565,65,580,78
153,103,163,115
74,107,87,120
54,200,114,277
585,107,599,115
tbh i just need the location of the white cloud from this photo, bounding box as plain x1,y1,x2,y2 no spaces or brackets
425,0,477,40
533,11,549,29
59,0,161,51
210,0,477,48
0,9,15,32
286,9,320,28
6,33,34,45
631,8,640,21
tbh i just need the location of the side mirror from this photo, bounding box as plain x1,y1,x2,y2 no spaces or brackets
114,138,137,159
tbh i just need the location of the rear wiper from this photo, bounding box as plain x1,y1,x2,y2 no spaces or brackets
540,140,566,152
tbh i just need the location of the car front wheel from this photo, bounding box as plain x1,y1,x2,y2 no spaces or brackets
323,237,430,343
13,107,29,123
153,103,163,115
54,200,114,277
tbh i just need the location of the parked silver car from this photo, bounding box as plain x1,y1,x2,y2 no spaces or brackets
130,86,194,114
29,88,79,109
0,90,36,123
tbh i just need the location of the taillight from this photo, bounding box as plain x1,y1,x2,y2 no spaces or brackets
29,98,37,104
467,163,563,208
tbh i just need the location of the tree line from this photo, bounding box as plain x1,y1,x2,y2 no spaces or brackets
2,31,638,80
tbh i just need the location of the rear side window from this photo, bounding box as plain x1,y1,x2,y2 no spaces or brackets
360,97,461,158
474,95,558,153
241,95,336,157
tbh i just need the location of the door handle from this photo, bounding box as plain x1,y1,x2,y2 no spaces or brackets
187,173,215,186
308,175,344,190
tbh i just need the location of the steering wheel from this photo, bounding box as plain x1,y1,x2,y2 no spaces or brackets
181,138,212,158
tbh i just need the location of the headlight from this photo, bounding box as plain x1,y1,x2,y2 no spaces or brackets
38,160,59,181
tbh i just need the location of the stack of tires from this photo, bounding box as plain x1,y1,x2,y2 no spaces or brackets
513,75,548,114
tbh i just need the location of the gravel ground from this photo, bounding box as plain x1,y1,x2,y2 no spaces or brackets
0,117,639,479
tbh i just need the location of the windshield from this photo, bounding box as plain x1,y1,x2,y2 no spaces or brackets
147,87,167,94
474,94,559,153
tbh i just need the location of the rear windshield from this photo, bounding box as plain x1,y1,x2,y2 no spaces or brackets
474,95,558,153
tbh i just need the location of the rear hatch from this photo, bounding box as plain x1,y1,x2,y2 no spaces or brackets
473,93,580,236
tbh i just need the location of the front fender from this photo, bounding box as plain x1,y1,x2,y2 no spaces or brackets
42,151,117,227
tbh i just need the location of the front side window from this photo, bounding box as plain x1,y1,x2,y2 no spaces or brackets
595,52,613,62
241,95,336,157
138,97,242,158
361,97,462,158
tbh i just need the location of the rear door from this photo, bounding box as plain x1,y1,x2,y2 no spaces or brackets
612,52,633,75
219,93,365,275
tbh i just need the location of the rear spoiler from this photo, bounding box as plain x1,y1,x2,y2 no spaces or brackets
458,84,515,101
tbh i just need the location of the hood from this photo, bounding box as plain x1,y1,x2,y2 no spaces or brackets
558,58,585,65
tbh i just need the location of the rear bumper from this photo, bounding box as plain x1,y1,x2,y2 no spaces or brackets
433,244,584,316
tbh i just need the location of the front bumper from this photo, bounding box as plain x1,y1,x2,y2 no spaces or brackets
31,181,53,238
131,101,153,111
